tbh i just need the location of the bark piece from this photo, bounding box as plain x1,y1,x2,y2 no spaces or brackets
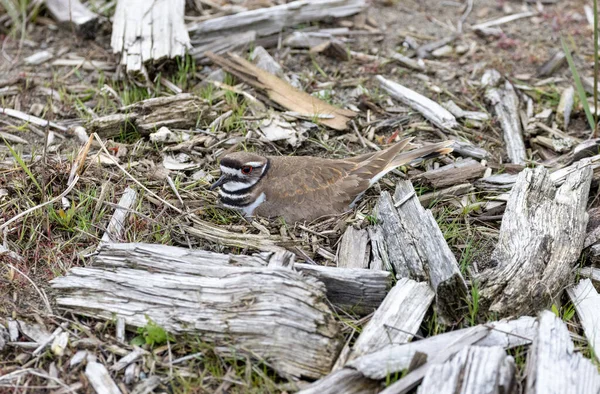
187,0,366,43
567,279,600,364
376,182,468,323
88,94,212,138
377,75,458,131
295,263,392,314
450,140,491,160
484,74,526,165
478,165,593,317
111,0,191,75
525,310,600,394
349,278,434,359
51,261,342,378
337,226,369,269
45,0,98,36
367,226,391,271
417,158,486,188
416,346,515,394
207,52,356,130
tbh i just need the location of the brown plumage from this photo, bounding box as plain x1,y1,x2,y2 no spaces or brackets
210,138,453,223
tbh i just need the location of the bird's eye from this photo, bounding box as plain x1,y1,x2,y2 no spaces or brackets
241,166,253,175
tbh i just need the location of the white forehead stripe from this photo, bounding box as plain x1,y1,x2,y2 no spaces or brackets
219,166,242,176
244,161,264,167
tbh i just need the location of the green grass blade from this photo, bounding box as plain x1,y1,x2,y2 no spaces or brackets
561,36,596,131
3,138,44,195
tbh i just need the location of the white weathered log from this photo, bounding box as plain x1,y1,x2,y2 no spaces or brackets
417,158,486,188
45,0,98,35
95,242,387,313
525,310,600,394
449,140,491,160
85,362,121,394
51,262,341,379
350,278,434,359
416,346,515,394
377,75,458,131
478,165,592,317
111,0,191,74
336,226,369,269
100,187,137,244
484,74,526,165
579,267,600,284
376,182,468,323
567,279,600,364
0,107,67,132
295,263,391,315
187,0,366,43
297,368,380,394
348,315,536,380
443,100,489,122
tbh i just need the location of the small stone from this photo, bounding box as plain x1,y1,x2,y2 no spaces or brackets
30,103,45,117
431,45,454,57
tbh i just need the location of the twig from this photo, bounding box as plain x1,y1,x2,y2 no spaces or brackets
0,261,53,314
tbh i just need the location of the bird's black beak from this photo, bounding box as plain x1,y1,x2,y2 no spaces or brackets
209,175,226,191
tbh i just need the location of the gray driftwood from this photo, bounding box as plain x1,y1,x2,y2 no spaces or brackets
478,165,592,317
111,0,191,75
336,226,369,269
377,75,458,131
51,250,342,379
297,368,380,394
525,310,600,394
567,279,600,364
95,242,389,313
187,0,366,43
85,362,121,394
45,0,98,36
376,181,468,323
295,263,391,315
88,94,212,138
483,70,526,164
416,346,515,394
349,278,434,359
417,158,486,188
367,226,391,271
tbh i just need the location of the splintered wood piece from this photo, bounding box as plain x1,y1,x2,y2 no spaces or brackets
417,158,486,188
206,52,355,130
525,310,600,394
51,262,342,378
367,226,391,271
187,0,367,42
349,315,535,380
88,94,211,138
111,0,190,74
349,278,434,359
1,107,67,132
484,76,526,164
416,346,515,394
45,0,98,35
297,368,380,394
557,86,574,130
191,31,257,63
376,75,458,131
95,242,388,314
336,226,369,269
567,279,600,364
100,187,137,244
295,263,391,315
85,362,122,394
376,181,468,323
478,165,593,317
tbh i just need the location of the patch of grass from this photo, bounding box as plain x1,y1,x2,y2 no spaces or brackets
561,35,595,132
132,316,174,348
468,280,480,326
172,54,197,91
551,302,575,322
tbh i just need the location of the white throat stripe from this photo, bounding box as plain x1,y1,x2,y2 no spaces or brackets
223,181,255,192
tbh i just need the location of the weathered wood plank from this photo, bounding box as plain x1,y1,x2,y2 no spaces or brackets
525,310,600,394
478,165,592,317
187,0,367,43
349,315,535,380
50,261,342,379
483,70,526,164
45,0,98,36
100,187,137,244
337,226,369,269
417,158,486,188
350,278,434,359
111,0,190,74
376,181,468,323
567,279,600,364
416,346,515,394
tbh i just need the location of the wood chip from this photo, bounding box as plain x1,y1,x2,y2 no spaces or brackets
567,279,600,364
207,52,356,130
85,362,122,394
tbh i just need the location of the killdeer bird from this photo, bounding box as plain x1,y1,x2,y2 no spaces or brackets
210,138,453,223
